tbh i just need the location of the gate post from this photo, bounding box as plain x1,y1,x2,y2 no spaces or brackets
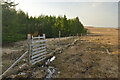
27,34,31,65
43,34,45,39
43,34,46,48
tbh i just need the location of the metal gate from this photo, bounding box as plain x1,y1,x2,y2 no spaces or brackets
31,34,47,65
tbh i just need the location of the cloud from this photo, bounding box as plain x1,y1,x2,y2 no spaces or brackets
91,2,101,7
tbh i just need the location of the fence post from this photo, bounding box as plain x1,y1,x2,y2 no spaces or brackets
43,34,46,48
43,34,46,53
43,34,45,39
69,34,71,42
38,35,40,40
59,31,60,48
73,35,74,40
27,34,31,65
77,33,78,39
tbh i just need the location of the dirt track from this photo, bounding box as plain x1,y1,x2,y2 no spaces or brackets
47,27,118,78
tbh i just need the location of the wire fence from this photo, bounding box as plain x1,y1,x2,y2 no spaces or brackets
1,31,83,78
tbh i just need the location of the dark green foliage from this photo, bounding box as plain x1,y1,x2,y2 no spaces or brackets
2,1,87,44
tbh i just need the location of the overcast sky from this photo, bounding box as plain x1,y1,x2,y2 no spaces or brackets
14,0,119,28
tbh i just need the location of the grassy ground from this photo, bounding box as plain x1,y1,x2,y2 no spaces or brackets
46,27,118,78
2,27,118,78
2,35,74,78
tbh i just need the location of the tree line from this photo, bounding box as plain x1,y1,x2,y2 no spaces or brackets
2,1,87,44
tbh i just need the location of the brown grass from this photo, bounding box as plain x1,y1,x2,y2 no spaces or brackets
47,27,118,78
2,27,118,78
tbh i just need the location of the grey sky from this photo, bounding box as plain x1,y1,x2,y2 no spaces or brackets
14,0,119,28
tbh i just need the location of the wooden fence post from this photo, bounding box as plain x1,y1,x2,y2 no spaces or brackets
69,34,71,43
73,35,74,40
77,33,78,39
59,31,60,48
43,34,45,39
43,34,46,51
27,34,31,65
38,35,40,40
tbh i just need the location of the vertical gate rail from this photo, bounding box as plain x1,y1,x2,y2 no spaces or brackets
31,34,47,65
